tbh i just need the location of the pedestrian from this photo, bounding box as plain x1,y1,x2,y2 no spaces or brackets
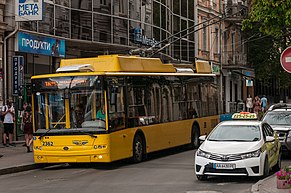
246,95,253,112
22,105,33,152
261,95,268,113
2,100,15,147
253,96,261,116
21,102,29,146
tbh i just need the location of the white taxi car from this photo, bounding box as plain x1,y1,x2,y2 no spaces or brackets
195,113,281,180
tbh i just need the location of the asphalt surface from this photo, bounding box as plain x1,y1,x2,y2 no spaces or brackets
0,141,291,193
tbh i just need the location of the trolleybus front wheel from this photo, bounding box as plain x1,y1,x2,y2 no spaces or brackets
191,125,200,149
132,135,145,163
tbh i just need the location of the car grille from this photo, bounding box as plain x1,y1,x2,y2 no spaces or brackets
204,166,248,175
209,153,242,162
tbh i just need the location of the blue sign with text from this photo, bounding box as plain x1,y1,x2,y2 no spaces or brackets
17,32,65,57
12,56,24,96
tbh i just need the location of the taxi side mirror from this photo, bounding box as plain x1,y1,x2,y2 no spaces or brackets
199,135,207,141
266,136,275,142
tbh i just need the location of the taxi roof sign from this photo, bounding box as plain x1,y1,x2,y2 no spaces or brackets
232,112,258,120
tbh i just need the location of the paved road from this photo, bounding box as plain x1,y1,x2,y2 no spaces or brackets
0,148,289,193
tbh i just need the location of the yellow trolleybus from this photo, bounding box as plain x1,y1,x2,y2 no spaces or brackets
31,55,219,163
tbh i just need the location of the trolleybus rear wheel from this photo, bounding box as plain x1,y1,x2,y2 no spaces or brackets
133,135,144,163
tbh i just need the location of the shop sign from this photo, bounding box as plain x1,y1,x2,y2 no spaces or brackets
211,63,220,75
16,32,65,57
133,28,160,47
12,56,24,96
246,79,253,87
15,0,43,21
242,70,255,78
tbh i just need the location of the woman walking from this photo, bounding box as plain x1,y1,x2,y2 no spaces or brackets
23,105,33,152
253,96,261,116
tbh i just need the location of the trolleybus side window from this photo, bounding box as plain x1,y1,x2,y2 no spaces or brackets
107,77,126,131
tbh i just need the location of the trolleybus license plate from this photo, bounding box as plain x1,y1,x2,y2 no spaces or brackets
213,163,236,169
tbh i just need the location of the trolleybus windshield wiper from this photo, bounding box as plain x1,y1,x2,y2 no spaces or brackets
80,131,97,138
38,128,52,140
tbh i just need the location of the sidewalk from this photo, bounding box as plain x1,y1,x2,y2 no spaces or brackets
251,174,289,193
0,141,44,175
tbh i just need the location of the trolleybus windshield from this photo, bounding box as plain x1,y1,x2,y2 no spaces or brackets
32,75,106,134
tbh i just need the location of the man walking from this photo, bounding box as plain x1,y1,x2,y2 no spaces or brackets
261,95,268,113
2,100,15,147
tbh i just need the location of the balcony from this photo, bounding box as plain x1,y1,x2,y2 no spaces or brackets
224,2,248,23
223,51,247,66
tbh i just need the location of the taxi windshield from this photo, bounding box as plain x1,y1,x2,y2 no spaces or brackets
32,76,106,133
263,112,291,125
208,125,261,142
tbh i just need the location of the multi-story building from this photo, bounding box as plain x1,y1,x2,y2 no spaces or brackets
0,0,253,114
2,0,197,104
221,0,254,113
195,0,253,113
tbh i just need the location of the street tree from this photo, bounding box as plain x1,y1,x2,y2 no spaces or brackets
242,0,291,98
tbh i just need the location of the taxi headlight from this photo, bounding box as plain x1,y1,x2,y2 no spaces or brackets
197,149,211,159
240,149,261,159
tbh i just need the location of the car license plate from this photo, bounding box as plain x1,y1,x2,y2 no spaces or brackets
213,163,236,169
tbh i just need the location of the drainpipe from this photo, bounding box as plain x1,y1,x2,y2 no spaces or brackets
3,22,19,102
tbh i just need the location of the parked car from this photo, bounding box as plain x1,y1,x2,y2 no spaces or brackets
194,119,281,180
261,103,291,153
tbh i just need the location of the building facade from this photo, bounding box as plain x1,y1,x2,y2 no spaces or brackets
195,0,253,113
0,0,253,114
2,0,198,104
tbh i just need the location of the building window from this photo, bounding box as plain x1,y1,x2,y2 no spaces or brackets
231,32,235,53
101,0,106,5
203,23,207,51
119,0,125,14
215,28,219,53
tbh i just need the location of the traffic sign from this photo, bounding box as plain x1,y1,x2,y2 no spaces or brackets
280,46,291,73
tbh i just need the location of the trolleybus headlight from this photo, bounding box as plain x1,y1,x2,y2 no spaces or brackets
240,149,261,159
197,149,211,159
34,146,42,150
94,145,98,149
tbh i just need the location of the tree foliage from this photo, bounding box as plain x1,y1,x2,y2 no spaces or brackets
242,0,291,89
243,0,291,39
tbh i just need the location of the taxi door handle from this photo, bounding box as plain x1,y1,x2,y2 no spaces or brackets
122,134,127,138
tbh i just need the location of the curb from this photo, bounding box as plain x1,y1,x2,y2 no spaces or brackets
0,164,45,176
251,174,275,193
